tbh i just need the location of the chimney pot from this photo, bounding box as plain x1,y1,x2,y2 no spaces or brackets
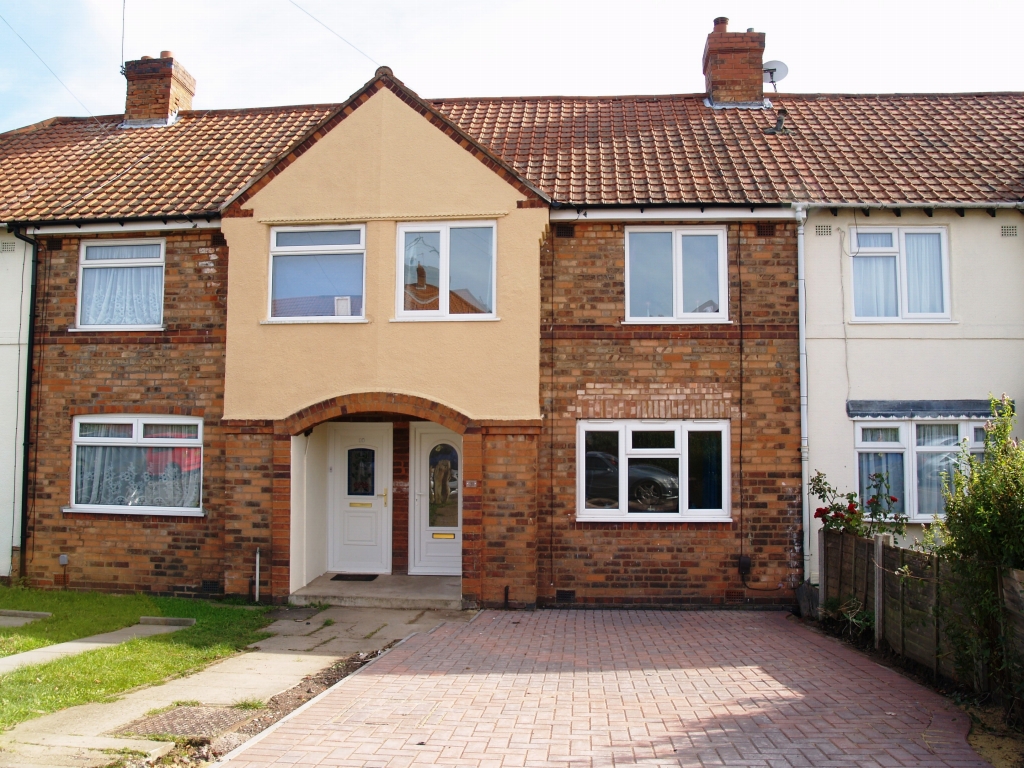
702,18,766,106
123,52,195,123
746,27,754,32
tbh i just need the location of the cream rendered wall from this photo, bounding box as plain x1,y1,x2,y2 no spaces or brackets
0,233,29,578
804,209,1024,581
222,87,545,422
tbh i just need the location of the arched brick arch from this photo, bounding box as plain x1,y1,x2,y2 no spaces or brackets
280,392,472,436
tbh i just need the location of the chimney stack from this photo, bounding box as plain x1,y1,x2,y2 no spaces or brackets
702,17,766,107
123,52,195,124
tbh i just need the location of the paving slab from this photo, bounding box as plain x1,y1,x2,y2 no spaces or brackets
0,620,193,675
0,609,51,629
222,610,986,768
0,606,471,768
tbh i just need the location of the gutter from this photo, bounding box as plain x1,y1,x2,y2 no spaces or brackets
2,212,222,234
10,227,37,581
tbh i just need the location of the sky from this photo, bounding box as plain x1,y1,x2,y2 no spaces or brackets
1,0,1023,134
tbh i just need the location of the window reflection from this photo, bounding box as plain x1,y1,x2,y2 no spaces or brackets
429,443,459,527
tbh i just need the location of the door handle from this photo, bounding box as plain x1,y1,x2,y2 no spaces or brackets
378,488,388,507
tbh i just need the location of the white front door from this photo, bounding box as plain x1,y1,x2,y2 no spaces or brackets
409,423,462,575
327,423,392,574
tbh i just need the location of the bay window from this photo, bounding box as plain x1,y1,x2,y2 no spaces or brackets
77,240,165,329
625,227,728,323
854,419,984,521
71,415,203,515
577,419,730,522
851,227,949,321
269,226,366,321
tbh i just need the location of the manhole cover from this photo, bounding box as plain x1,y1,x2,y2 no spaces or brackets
112,706,252,739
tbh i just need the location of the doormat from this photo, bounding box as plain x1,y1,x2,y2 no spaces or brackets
331,574,378,581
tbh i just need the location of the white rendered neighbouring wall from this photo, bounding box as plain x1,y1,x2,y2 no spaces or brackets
803,209,1024,582
0,232,30,578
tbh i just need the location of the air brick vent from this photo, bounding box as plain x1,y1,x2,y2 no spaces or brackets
0,241,14,252
1002,225,1017,237
555,224,575,239
755,223,776,237
815,225,832,236
555,589,576,604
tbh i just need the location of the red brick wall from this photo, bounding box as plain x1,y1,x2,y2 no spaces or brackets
538,221,802,606
24,229,240,595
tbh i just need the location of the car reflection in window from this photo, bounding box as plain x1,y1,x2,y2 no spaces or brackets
585,451,680,512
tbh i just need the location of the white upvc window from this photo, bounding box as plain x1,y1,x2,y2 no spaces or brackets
77,239,165,330
395,221,497,320
576,419,731,522
854,419,985,522
268,225,366,322
850,227,950,321
624,227,728,323
71,415,204,516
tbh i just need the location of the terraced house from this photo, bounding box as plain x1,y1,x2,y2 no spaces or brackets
2,19,1021,606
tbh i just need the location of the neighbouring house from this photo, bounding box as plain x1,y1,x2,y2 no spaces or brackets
0,228,30,579
2,20,1021,604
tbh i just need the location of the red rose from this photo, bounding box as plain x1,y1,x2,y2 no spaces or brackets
847,502,857,512
868,497,877,505
814,509,826,519
890,496,898,502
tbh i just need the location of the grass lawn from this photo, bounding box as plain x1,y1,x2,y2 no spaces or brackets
0,587,272,730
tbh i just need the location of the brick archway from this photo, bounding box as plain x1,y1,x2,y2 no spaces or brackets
281,392,472,436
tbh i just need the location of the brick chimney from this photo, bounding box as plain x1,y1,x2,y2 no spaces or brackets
123,51,195,123
702,17,766,106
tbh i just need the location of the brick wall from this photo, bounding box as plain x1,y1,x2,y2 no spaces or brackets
538,221,802,606
24,229,239,595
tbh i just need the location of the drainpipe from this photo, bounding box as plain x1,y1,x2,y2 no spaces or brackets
10,226,38,581
794,204,811,583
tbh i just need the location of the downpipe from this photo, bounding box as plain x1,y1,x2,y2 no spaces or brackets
795,205,812,582
11,227,38,582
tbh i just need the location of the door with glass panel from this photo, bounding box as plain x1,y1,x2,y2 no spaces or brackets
327,424,392,574
409,424,462,575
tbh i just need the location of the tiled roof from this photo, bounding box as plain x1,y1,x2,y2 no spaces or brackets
4,84,1024,223
0,105,334,223
433,93,1024,206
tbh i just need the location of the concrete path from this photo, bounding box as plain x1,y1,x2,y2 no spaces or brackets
223,610,986,768
0,607,472,768
0,617,194,675
0,609,51,628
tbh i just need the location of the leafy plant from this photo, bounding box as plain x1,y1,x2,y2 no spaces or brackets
809,470,907,537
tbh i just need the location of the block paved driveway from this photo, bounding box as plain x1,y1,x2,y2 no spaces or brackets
224,610,984,767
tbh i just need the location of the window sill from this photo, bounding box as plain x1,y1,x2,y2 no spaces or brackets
390,316,500,323
68,325,165,333
576,513,732,524
62,505,205,517
848,318,957,325
621,319,732,326
261,317,368,325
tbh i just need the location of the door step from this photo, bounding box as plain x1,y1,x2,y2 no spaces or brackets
290,573,463,611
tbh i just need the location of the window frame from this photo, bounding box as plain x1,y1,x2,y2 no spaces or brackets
576,418,731,523
849,226,951,322
623,226,729,324
266,224,367,324
394,220,498,321
76,238,166,331
853,418,986,522
70,414,204,516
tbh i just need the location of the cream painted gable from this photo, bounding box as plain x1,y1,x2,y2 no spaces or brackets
222,86,546,423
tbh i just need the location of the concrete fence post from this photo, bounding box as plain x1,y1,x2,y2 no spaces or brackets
818,527,826,618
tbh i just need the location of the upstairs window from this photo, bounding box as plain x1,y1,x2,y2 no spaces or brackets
851,227,949,321
71,415,203,515
77,240,164,329
625,227,728,323
269,226,365,321
396,221,496,319
577,419,731,522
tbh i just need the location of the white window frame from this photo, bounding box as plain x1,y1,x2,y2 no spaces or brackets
623,226,729,324
266,224,367,324
70,415,204,516
853,418,985,522
849,226,951,322
576,418,731,523
394,220,498,321
76,238,166,331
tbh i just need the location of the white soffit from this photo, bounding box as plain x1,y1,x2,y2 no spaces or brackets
22,219,221,235
549,207,797,222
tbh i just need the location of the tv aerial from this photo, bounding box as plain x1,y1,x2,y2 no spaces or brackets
762,60,789,92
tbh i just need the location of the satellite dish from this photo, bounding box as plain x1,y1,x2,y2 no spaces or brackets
762,60,789,90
